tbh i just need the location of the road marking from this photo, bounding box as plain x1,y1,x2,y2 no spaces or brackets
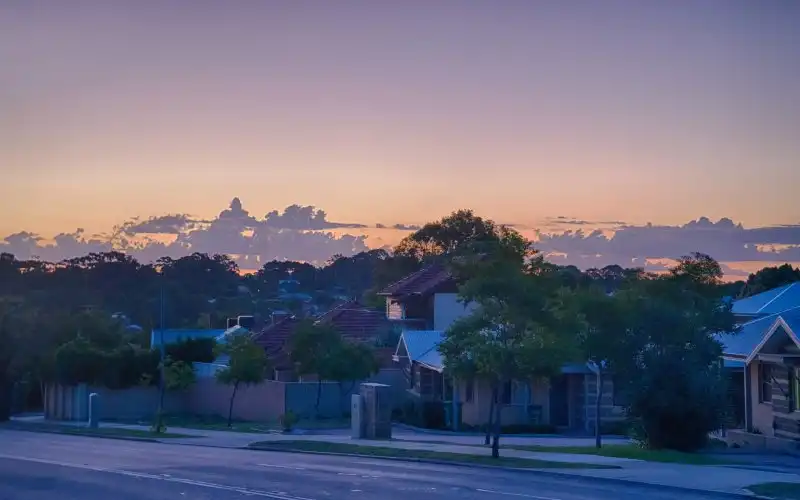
476,488,563,500
258,464,307,470
0,453,314,500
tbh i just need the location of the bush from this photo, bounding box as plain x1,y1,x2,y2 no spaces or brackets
600,419,633,436
165,337,216,364
628,357,727,452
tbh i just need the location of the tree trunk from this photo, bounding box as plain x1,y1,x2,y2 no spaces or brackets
0,372,12,422
485,383,497,445
595,370,603,449
491,384,503,459
315,379,323,419
227,381,239,428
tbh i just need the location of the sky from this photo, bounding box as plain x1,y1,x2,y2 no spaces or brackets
1,1,799,276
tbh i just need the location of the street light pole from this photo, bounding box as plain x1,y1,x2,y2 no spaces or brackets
156,283,166,431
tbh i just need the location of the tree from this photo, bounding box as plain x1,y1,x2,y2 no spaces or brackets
394,209,501,263
327,341,379,415
616,254,738,451
567,285,631,448
214,335,269,427
289,320,342,417
163,357,196,391
739,263,800,298
0,299,34,421
440,229,573,458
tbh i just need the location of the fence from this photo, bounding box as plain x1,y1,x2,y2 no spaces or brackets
44,368,406,423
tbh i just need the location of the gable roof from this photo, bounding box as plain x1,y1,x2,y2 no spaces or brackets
378,264,454,297
721,305,800,360
732,282,800,316
746,309,800,364
396,330,445,372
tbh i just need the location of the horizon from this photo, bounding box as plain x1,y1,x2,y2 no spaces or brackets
2,2,799,279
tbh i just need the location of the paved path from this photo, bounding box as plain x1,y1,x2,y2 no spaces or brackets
0,429,770,500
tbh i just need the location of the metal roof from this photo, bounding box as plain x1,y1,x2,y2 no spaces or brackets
720,305,800,359
150,329,225,348
732,282,800,316
399,330,445,372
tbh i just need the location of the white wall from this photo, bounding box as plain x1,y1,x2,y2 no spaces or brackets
433,293,477,331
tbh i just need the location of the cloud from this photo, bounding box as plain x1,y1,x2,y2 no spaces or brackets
3,203,800,276
264,204,366,230
392,224,421,231
535,216,800,269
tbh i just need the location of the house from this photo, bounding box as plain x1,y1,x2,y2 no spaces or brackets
721,282,800,441
251,300,397,381
383,264,626,433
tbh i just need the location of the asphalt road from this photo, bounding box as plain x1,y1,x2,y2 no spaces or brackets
0,429,724,500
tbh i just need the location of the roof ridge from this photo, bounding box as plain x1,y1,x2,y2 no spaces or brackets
757,282,798,313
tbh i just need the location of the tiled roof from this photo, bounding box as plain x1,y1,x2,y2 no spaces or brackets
732,282,800,316
377,264,454,297
252,301,392,369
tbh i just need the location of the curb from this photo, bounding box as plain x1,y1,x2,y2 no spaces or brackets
246,445,763,499
1,425,160,443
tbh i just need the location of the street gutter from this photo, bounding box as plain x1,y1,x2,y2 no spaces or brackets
246,443,771,500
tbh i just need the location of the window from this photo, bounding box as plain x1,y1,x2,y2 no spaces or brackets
465,379,474,403
793,368,800,412
759,363,773,403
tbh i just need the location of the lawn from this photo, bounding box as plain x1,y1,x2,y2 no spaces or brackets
747,482,800,499
1,421,192,440
249,440,620,470
505,444,734,465
112,414,350,434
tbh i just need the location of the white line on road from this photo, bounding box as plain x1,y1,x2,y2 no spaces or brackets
0,453,314,500
476,488,564,500
258,464,307,470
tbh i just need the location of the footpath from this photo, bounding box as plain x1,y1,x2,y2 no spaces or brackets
10,417,800,498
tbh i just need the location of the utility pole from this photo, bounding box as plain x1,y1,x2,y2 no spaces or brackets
156,283,166,432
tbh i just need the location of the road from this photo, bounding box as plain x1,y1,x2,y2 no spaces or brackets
0,429,725,500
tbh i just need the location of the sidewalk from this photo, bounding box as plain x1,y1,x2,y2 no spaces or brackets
13,417,800,496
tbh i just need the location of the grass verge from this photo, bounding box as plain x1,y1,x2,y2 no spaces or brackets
114,415,349,434
1,422,192,440
249,440,620,469
506,444,734,465
746,482,800,499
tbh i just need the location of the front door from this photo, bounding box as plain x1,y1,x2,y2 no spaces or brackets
549,375,570,427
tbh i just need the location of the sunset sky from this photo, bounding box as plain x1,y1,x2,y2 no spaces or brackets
1,1,799,275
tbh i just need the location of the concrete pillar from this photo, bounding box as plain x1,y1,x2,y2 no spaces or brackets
360,383,392,439
87,393,100,429
350,394,365,439
744,363,753,432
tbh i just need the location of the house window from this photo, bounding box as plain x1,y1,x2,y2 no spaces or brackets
465,379,474,403
793,368,800,412
500,380,513,405
759,363,773,403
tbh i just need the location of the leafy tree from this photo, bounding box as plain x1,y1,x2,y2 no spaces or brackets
616,254,737,451
394,209,501,263
567,285,631,448
163,357,196,391
739,263,800,298
214,335,269,427
0,298,35,421
440,229,573,458
327,341,379,415
289,320,342,417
